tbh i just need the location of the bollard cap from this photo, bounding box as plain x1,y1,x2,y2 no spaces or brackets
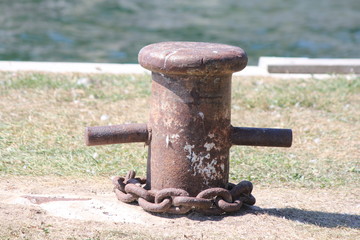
138,42,247,76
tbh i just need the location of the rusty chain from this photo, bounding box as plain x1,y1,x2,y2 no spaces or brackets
112,171,255,215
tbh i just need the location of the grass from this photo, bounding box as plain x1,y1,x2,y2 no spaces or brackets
0,72,359,189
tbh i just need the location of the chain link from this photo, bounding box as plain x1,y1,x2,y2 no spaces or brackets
112,171,255,215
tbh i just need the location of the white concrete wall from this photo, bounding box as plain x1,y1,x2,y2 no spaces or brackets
1,57,359,78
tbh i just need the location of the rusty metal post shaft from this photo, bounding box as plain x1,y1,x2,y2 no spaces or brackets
85,42,292,199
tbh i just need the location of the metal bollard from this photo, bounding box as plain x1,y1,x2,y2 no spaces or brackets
85,42,292,213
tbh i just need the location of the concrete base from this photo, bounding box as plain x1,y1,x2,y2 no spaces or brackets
1,191,169,224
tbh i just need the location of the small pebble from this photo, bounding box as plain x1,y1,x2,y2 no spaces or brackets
100,114,110,121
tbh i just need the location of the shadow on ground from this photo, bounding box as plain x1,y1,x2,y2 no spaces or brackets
254,206,360,229
153,205,360,229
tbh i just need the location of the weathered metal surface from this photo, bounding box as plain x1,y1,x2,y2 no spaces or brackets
138,41,247,76
231,127,292,147
86,124,292,148
85,123,148,146
139,42,248,196
147,73,232,196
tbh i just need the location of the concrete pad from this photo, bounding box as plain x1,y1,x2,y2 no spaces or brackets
0,191,169,225
259,57,360,74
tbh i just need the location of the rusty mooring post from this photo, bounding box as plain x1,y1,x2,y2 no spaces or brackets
85,42,292,214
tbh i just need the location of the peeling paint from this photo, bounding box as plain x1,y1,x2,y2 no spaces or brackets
165,135,170,148
171,134,180,140
184,143,194,152
184,142,223,185
184,143,195,161
194,158,220,185
166,134,180,148
198,112,204,120
204,142,215,151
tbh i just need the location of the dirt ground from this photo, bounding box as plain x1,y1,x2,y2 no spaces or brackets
0,176,359,240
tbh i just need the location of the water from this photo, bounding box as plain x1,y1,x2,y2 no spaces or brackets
0,0,359,65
